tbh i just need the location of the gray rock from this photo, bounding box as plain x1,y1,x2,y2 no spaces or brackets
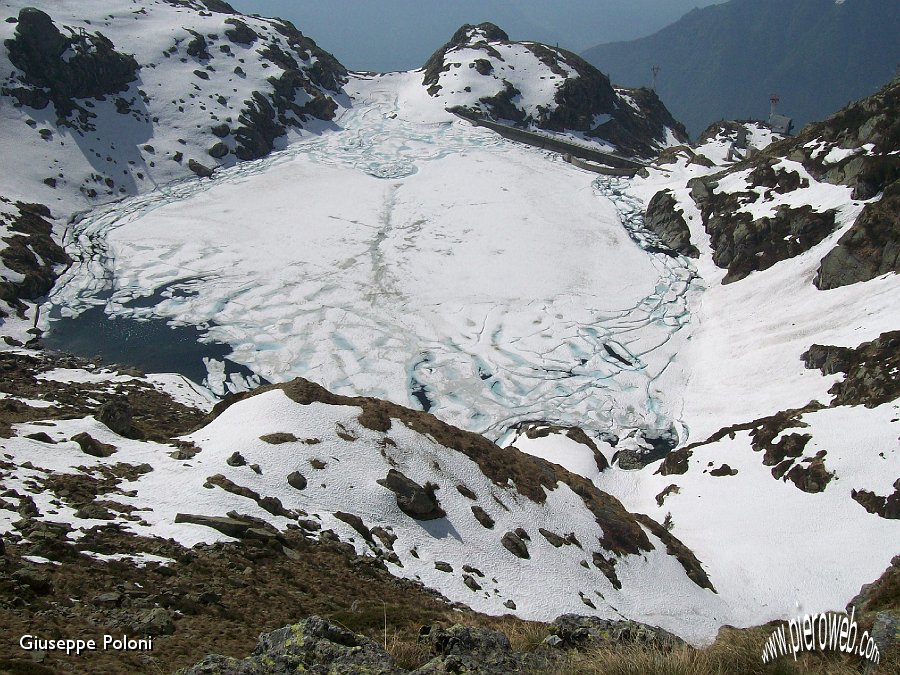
814,180,899,290
177,615,402,674
287,471,307,490
471,505,494,529
377,469,445,520
549,614,685,651
71,432,116,457
97,398,133,436
227,451,247,467
12,568,52,593
434,561,453,573
208,142,229,159
416,623,539,674
644,189,699,257
135,607,175,636
188,159,215,178
500,531,529,559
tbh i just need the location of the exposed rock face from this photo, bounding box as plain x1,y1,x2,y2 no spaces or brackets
689,172,838,284
803,331,900,407
644,190,699,257
421,22,687,158
3,7,139,120
377,469,446,521
814,180,899,289
0,201,69,315
686,78,898,286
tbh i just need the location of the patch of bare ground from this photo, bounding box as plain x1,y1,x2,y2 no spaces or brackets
0,522,456,674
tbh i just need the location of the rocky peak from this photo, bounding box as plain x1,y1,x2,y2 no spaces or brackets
421,23,686,158
449,22,509,47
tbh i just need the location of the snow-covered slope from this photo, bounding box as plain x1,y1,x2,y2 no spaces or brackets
0,359,724,642
421,23,687,158
529,77,899,636
0,1,346,211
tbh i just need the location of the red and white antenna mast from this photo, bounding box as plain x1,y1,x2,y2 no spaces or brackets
651,65,660,91
770,94,780,117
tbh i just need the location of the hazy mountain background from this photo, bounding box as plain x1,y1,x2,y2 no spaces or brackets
582,0,900,138
229,0,727,72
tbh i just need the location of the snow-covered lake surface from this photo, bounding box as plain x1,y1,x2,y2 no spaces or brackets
42,72,698,445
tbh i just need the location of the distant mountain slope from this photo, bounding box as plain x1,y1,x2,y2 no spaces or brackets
582,0,900,138
421,23,687,158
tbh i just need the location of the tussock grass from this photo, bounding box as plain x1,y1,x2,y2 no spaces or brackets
547,625,878,675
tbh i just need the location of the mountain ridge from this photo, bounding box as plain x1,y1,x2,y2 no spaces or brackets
582,0,900,137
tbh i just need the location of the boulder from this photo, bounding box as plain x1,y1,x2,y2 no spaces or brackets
377,469,445,521
97,398,133,436
416,623,537,674
500,531,529,559
548,614,685,651
286,471,307,490
71,432,116,457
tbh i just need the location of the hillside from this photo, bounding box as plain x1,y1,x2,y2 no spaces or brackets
582,0,900,137
0,2,897,674
421,23,687,158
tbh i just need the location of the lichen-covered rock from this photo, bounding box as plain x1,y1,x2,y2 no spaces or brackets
548,614,686,651
416,623,540,674
177,615,403,674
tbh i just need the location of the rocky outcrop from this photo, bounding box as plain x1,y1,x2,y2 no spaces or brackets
0,201,69,315
689,173,838,283
421,23,686,158
686,78,899,285
644,190,698,258
377,469,446,521
851,481,900,520
548,614,685,651
3,7,139,121
803,331,900,407
814,179,899,289
178,613,694,674
177,616,404,674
